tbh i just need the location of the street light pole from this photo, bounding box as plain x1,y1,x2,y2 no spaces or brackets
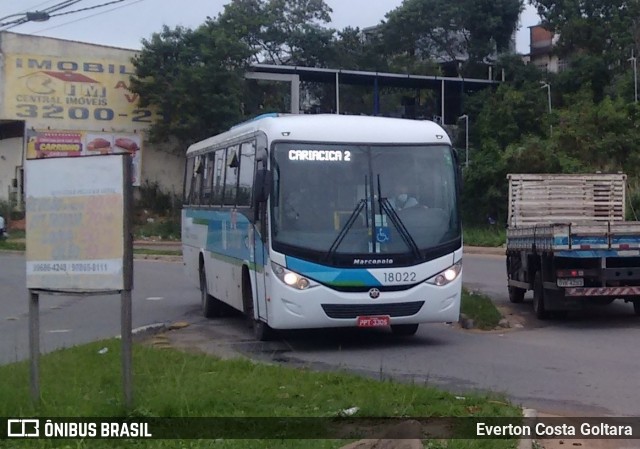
459,114,469,168
629,51,638,103
540,83,552,136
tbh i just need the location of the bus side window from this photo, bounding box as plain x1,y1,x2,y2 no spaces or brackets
212,150,226,206
237,141,256,207
223,145,240,206
193,156,204,205
183,156,196,205
202,153,216,205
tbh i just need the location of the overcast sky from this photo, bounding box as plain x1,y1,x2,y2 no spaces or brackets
1,0,540,54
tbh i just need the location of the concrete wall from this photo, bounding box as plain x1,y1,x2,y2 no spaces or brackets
0,137,21,201
141,142,185,198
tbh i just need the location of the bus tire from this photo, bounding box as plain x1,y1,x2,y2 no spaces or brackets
508,286,526,303
200,268,222,318
242,269,276,341
390,323,419,336
533,272,549,320
253,319,274,341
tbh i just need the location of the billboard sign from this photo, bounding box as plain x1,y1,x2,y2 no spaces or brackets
3,54,159,132
26,129,142,185
25,154,132,291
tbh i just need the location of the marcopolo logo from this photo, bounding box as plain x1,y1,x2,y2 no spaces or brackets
352,258,394,266
7,419,40,438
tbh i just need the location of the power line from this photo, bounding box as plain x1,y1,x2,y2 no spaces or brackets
13,1,65,14
29,0,146,34
50,0,132,17
1,0,83,30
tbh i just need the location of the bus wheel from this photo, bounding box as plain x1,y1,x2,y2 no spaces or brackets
390,323,419,336
200,268,222,318
242,271,275,341
533,272,549,320
508,286,526,303
633,300,640,316
253,319,275,341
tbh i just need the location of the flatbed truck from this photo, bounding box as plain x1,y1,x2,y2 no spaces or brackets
505,173,640,318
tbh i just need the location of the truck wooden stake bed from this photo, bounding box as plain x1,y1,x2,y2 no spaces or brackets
505,173,640,319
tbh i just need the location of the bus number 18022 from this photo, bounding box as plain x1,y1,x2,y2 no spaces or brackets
383,272,417,283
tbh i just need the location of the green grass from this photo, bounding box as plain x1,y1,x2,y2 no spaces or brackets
5,229,26,239
134,218,181,240
0,340,521,448
133,248,182,256
0,239,25,251
461,289,503,330
463,226,506,247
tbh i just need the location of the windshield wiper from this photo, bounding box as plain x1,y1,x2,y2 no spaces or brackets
377,175,421,259
325,198,368,261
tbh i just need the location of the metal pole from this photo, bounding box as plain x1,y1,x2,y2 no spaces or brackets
541,83,552,136
441,79,445,124
465,116,469,168
29,290,40,403
627,53,637,103
290,75,300,114
547,84,553,136
633,55,638,103
373,77,379,116
121,289,133,409
335,72,340,114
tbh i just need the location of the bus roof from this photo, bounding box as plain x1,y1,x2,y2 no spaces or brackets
186,114,451,156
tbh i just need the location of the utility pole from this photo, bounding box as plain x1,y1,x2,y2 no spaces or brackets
540,83,552,136
458,115,469,168
629,51,638,103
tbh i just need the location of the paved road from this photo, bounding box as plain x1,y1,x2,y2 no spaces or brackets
2,251,640,419
0,252,193,364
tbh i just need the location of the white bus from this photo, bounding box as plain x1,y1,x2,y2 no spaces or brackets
182,114,462,340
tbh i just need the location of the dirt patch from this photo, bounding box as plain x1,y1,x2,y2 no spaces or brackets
8,218,25,231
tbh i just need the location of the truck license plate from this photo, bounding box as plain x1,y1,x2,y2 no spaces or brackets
557,278,584,287
357,316,390,327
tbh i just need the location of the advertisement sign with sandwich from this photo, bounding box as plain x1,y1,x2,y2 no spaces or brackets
26,129,142,186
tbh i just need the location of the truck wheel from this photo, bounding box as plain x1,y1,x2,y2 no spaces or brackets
634,300,640,316
533,272,549,320
200,268,223,318
508,286,526,303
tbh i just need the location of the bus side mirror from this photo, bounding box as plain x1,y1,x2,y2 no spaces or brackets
253,169,272,205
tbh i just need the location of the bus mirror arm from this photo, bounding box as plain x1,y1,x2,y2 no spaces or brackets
253,169,273,205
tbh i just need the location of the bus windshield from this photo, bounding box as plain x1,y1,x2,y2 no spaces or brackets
271,142,460,265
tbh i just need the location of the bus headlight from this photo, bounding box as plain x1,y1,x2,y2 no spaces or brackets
271,262,317,290
426,261,462,286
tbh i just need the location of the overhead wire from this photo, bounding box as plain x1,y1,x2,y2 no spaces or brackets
28,0,146,34
0,0,83,30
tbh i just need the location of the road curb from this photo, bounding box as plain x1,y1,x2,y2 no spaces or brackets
463,246,505,256
518,408,538,449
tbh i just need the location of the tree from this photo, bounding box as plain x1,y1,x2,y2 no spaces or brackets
382,0,523,71
130,23,251,148
218,0,334,66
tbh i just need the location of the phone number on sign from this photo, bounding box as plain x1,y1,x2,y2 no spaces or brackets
16,104,153,123
32,263,109,273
